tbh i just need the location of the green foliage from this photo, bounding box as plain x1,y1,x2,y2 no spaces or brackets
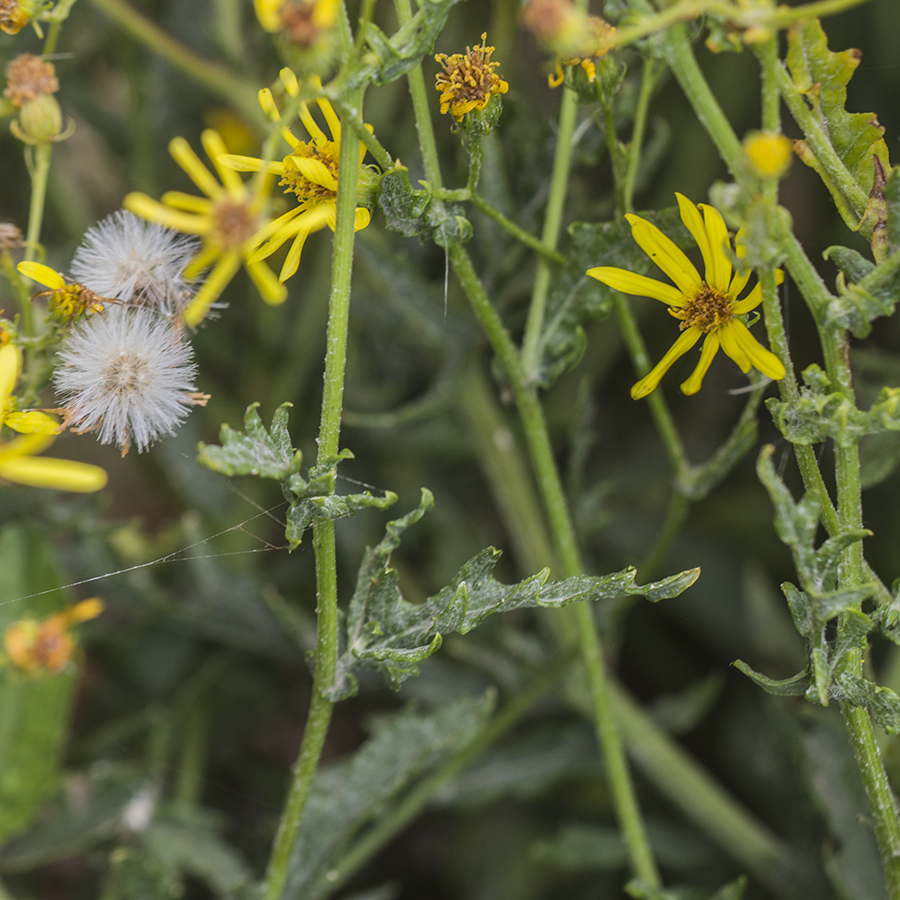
331,490,700,698
354,0,464,87
199,404,397,548
376,167,472,245
785,18,889,200
0,528,78,844
284,694,494,900
768,365,900,446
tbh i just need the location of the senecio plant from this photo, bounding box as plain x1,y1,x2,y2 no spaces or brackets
1,0,900,898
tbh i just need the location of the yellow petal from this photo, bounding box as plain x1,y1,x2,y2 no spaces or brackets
680,332,721,395
299,104,328,146
5,410,59,434
183,253,243,328
125,193,207,236
254,0,280,30
354,207,371,232
17,261,65,291
245,260,288,305
631,328,702,400
723,319,786,381
0,455,108,492
699,203,732,291
280,68,300,97
587,267,685,306
219,154,280,175
290,155,337,191
675,193,716,283
717,320,752,373
0,343,22,404
203,129,243,194
279,231,312,283
626,214,701,296
317,97,341,143
258,87,281,122
169,137,221,198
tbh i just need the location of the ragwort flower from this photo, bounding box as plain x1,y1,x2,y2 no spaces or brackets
254,0,338,43
0,342,107,491
219,70,370,283
434,32,508,120
18,260,107,321
4,598,103,675
124,129,286,328
588,193,786,399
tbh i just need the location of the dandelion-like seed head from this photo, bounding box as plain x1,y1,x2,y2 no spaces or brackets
435,33,509,120
71,210,198,317
54,307,207,454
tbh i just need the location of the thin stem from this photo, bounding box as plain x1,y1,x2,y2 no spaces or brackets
261,77,365,900
465,191,565,264
623,56,659,215
520,85,578,380
20,142,52,337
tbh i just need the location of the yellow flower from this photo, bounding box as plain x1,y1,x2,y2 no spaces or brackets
0,0,31,35
744,131,793,179
254,0,338,42
219,71,370,284
435,33,509,120
4,598,103,675
124,129,286,328
17,261,106,321
0,342,107,491
588,193,787,399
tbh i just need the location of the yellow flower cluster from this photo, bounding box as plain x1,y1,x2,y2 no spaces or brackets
435,33,509,120
125,70,371,325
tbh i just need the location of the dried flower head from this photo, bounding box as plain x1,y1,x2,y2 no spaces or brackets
434,33,508,120
4,598,104,675
70,210,199,317
54,307,208,454
0,0,30,35
3,53,57,107
0,223,23,251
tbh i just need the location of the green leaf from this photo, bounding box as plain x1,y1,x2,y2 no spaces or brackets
331,491,699,697
0,527,83,844
284,694,495,900
197,403,301,480
377,168,433,237
536,207,691,387
350,0,463,88
732,660,809,697
785,18,889,202
286,490,398,550
768,364,900,445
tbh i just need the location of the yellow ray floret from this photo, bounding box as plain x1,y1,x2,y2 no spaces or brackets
219,71,371,284
588,193,786,399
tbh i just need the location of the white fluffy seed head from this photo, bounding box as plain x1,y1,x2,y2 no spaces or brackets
70,210,198,316
54,307,203,453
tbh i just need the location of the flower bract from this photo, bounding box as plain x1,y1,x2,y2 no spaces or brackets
219,71,371,283
588,193,786,399
124,129,286,328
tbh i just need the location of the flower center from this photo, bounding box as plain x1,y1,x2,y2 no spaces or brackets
280,142,339,203
102,351,151,397
435,34,507,117
673,284,734,333
212,198,260,249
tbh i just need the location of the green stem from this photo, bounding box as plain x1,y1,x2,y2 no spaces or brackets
663,24,744,178
20,142,53,337
774,62,868,223
520,86,578,381
623,56,659,215
261,79,364,900
86,0,264,127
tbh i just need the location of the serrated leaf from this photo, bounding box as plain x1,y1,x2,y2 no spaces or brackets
786,19,889,207
331,492,699,697
284,694,494,900
350,0,463,88
286,490,398,549
198,403,301,480
535,207,691,388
